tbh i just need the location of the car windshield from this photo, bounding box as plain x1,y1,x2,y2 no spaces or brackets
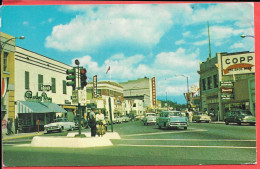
54,119,64,122
241,111,252,116
168,112,181,117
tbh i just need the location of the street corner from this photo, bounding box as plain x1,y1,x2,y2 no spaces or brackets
2,132,45,141
30,134,114,148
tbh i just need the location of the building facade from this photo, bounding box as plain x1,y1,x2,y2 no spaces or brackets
198,51,255,121
119,77,156,109
1,33,16,134
15,46,74,132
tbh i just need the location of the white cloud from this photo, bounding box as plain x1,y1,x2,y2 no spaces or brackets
72,47,201,96
194,39,208,46
46,4,173,52
182,31,191,37
23,21,29,25
175,39,185,45
229,43,244,49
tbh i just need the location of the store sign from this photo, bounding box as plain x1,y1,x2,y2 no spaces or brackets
24,91,52,102
40,84,51,91
221,53,255,76
152,77,156,108
220,81,234,86
72,90,78,104
221,94,234,100
93,75,97,98
221,87,233,94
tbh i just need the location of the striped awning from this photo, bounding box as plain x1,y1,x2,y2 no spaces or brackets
18,101,67,113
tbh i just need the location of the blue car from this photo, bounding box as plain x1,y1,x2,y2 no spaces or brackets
156,111,188,130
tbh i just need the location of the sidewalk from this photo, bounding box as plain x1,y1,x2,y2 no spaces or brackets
2,131,45,141
210,121,225,124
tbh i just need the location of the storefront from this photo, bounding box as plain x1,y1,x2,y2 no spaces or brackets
17,101,67,132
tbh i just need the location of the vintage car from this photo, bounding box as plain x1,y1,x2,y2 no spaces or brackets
121,115,131,122
193,112,211,123
156,111,188,129
115,116,124,124
142,113,157,125
73,117,88,129
44,118,75,133
224,109,256,126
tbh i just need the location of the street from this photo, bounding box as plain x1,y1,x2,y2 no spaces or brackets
2,121,256,167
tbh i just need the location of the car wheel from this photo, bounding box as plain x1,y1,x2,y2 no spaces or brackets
225,121,229,125
158,124,161,129
250,123,255,126
184,127,187,130
196,120,200,123
47,130,51,134
238,122,242,125
206,121,210,123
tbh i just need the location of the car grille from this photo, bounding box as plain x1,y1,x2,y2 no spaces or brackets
170,122,187,126
45,126,59,130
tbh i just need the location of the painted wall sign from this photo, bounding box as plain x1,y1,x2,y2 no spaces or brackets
221,53,255,76
221,87,233,94
24,91,52,102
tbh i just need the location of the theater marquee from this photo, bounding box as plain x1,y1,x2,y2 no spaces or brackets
221,53,255,76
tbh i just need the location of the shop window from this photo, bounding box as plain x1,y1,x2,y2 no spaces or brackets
213,74,218,88
63,80,67,94
3,52,8,72
202,79,206,91
207,76,212,90
133,103,136,107
51,78,56,93
38,74,43,91
25,71,30,89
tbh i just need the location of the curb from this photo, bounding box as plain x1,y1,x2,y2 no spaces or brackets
2,132,44,141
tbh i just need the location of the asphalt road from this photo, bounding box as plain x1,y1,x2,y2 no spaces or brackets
2,121,256,167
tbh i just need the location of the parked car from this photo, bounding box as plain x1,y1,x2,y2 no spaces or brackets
193,112,211,123
224,109,256,126
74,117,88,129
156,111,188,130
44,118,75,133
115,116,124,124
135,115,145,121
121,115,131,122
142,113,157,125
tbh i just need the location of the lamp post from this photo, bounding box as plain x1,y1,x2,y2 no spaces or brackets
240,34,255,38
0,36,25,51
175,75,190,109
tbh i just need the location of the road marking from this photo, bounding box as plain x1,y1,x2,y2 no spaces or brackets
121,129,207,137
118,138,256,142
117,144,256,149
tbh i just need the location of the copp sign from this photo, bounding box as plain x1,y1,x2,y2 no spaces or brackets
221,53,255,76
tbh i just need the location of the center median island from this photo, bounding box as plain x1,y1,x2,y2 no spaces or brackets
29,132,120,148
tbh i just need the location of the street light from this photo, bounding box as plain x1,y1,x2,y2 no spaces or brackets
0,36,25,50
240,34,254,38
175,74,190,108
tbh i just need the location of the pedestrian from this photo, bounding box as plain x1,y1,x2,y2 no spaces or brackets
96,109,106,136
15,118,19,134
189,109,193,122
6,118,14,135
89,107,97,137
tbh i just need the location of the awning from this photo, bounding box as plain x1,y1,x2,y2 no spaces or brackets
18,101,67,113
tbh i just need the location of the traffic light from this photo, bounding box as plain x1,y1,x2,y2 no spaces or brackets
66,68,76,90
80,68,87,89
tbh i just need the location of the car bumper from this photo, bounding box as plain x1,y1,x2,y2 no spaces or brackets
44,126,60,131
168,122,188,127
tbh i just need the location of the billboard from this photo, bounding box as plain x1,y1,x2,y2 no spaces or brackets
221,52,255,76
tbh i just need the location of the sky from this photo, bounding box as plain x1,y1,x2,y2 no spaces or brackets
0,2,255,104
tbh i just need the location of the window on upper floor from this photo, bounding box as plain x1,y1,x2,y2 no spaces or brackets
213,74,218,88
63,80,66,94
38,74,43,91
25,71,30,89
51,78,56,93
3,52,8,72
202,78,206,91
207,76,212,90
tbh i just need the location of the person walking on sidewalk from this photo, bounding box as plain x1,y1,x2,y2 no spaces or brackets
89,107,97,137
6,118,14,135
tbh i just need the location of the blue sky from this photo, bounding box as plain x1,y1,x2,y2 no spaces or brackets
1,2,255,104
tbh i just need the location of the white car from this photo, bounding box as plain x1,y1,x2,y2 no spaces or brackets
142,113,157,125
44,118,75,133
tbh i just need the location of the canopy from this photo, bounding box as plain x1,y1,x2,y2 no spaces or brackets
18,101,67,113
